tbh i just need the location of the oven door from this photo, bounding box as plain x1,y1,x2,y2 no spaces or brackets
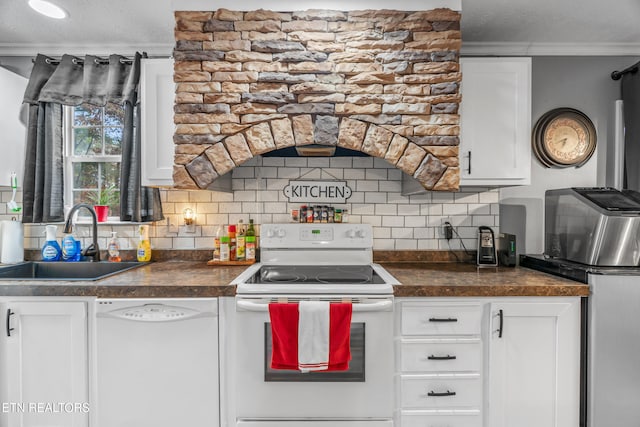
235,296,394,420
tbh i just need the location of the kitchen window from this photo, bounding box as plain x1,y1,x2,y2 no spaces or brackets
63,103,125,219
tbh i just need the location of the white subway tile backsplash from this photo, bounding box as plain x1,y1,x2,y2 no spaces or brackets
353,157,374,168
375,204,397,216
233,191,257,202
381,216,404,227
366,168,387,180
285,158,308,167
329,158,352,168
392,228,413,239
9,157,499,252
373,227,391,238
395,239,418,250
405,215,426,228
360,215,382,227
398,205,420,216
189,191,212,203
443,203,468,216
277,167,301,179
262,157,285,167
233,167,256,178
307,158,330,168
364,192,387,204
351,204,375,215
373,239,395,250
344,169,365,180
356,180,378,192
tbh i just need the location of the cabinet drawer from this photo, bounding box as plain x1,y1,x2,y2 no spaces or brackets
401,339,481,372
401,411,482,427
400,375,481,409
401,304,482,336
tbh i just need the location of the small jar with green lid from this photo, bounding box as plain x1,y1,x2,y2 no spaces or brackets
334,208,343,223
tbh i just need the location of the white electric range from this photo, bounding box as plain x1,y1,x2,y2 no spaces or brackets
231,223,397,427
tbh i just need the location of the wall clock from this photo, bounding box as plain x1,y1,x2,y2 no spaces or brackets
532,108,597,168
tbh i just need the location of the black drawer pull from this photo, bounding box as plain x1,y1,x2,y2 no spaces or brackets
428,390,456,397
428,317,458,322
428,354,457,360
6,309,14,337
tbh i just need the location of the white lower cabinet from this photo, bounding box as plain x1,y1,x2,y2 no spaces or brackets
396,297,581,427
397,300,484,427
0,299,89,427
488,300,581,427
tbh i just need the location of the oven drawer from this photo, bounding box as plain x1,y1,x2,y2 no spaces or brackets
400,375,482,409
401,303,483,336
400,339,481,372
401,410,482,427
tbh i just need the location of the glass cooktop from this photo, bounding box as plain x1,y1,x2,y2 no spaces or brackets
246,265,386,285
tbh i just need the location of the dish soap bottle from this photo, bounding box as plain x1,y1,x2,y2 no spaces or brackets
137,225,151,262
41,225,62,261
108,231,121,262
62,231,80,262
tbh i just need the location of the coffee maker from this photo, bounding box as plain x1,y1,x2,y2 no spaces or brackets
477,226,497,267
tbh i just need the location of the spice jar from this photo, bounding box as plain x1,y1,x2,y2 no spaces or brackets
334,208,342,223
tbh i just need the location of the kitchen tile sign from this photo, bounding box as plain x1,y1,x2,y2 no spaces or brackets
283,180,352,204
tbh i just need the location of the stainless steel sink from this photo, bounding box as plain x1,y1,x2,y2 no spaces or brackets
0,261,146,281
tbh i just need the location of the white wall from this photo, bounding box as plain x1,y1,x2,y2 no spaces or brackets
500,56,639,255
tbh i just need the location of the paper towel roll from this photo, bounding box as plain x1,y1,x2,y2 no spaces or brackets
1,220,24,264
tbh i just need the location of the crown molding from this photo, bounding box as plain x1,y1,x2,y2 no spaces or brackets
461,42,640,57
0,43,173,57
171,0,461,11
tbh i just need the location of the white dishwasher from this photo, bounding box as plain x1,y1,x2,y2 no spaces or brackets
95,298,219,427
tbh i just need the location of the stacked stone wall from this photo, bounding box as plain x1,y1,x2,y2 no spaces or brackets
173,8,461,191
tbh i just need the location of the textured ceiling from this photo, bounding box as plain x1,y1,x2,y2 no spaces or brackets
0,0,639,57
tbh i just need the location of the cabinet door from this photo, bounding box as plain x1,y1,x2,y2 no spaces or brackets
459,57,531,186
141,58,176,187
488,300,580,427
2,301,88,427
0,67,27,186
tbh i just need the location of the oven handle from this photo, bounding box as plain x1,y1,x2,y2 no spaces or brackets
236,299,393,312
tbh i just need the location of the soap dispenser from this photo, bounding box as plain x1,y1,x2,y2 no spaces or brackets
41,225,62,261
107,232,121,262
137,225,151,262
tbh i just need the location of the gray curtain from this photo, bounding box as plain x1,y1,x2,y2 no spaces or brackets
22,53,163,223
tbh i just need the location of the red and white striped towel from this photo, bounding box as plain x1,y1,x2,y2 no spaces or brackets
269,301,352,372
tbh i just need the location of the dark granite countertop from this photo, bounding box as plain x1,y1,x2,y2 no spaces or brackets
0,261,244,298
382,262,589,297
0,260,589,298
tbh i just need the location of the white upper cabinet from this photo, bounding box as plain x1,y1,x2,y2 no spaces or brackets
140,58,176,187
0,67,28,187
140,58,231,192
459,57,532,186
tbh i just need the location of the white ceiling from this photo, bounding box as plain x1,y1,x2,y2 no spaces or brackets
0,0,639,57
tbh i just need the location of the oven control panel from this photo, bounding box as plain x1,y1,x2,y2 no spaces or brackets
261,223,372,249
300,227,333,241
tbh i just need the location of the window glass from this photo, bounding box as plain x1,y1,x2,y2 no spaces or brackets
65,103,125,220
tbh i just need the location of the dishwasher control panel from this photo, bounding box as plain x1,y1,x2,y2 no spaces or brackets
102,304,201,322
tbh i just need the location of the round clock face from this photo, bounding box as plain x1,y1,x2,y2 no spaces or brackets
532,108,596,168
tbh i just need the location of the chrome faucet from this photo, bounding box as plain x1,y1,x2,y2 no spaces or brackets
63,203,100,262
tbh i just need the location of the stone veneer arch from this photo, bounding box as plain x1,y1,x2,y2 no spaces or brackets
173,8,462,191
